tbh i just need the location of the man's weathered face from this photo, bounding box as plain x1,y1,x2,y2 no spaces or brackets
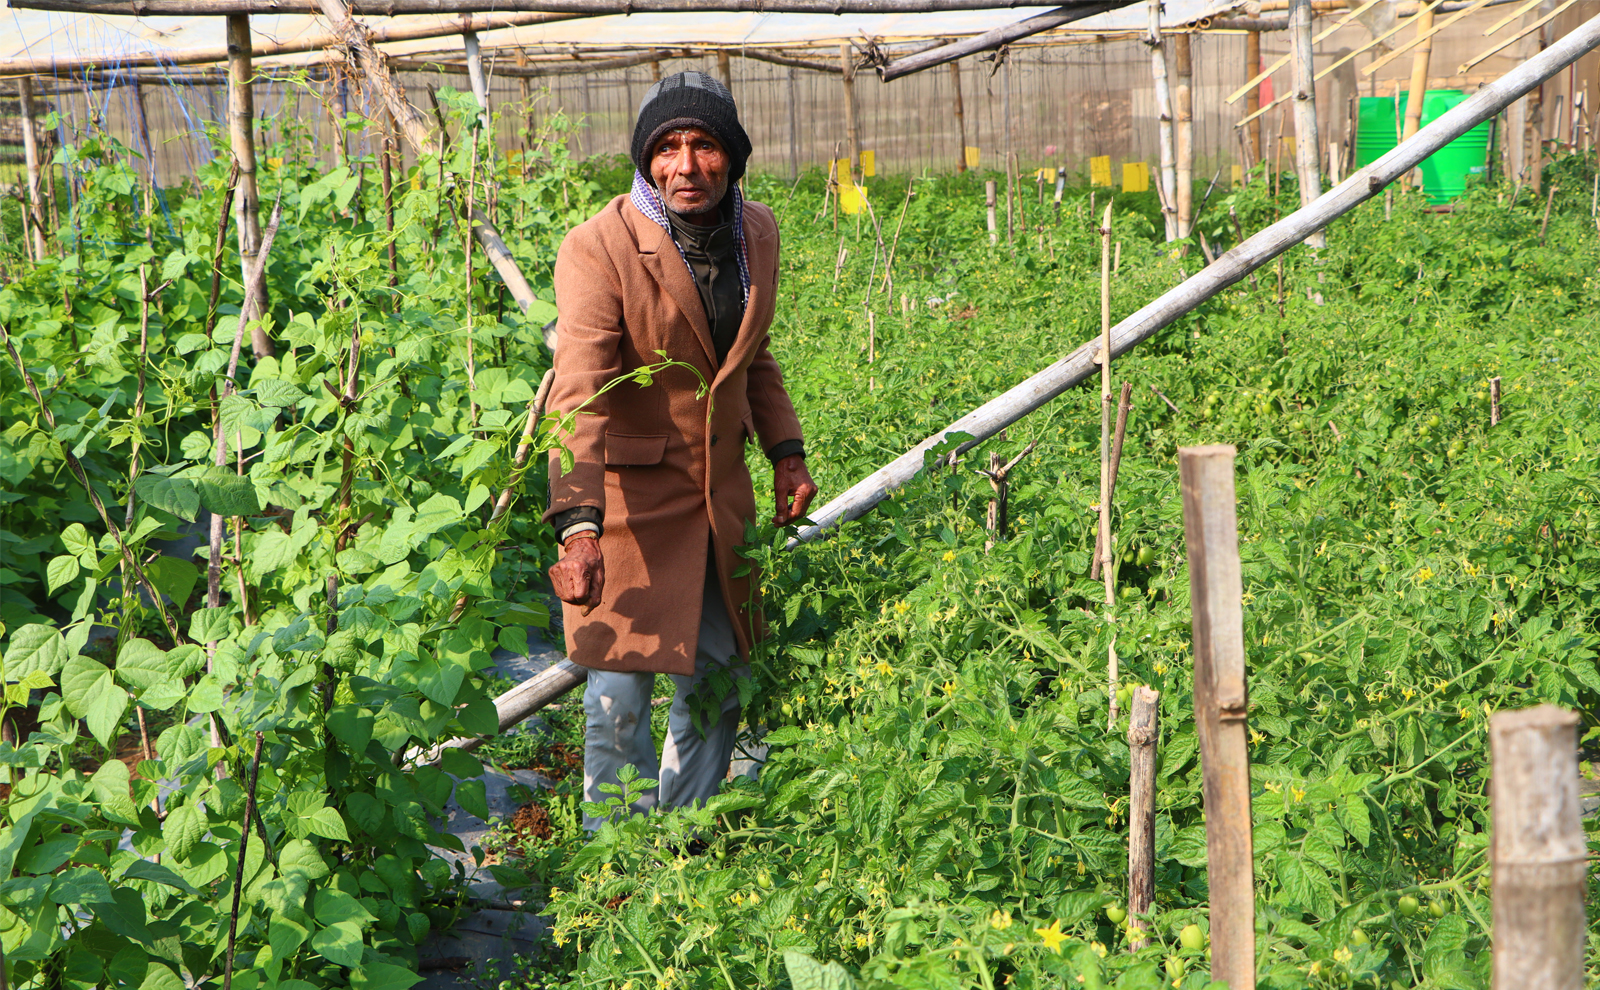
649,126,730,216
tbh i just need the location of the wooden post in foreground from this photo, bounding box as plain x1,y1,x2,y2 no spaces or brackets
840,44,860,173
1126,686,1160,951
1490,705,1586,990
1179,444,1253,990
18,75,48,262
985,180,998,245
227,14,273,358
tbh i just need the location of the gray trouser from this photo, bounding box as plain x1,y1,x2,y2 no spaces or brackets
582,560,743,829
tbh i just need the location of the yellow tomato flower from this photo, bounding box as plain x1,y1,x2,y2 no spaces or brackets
1035,919,1068,954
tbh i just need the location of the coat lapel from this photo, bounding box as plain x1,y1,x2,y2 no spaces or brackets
628,199,717,369
712,208,777,391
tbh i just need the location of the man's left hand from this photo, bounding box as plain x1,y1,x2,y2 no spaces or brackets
773,454,818,526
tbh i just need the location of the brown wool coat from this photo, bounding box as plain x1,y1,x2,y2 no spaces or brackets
542,194,804,675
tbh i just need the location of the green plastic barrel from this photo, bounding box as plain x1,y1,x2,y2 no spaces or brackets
1354,91,1491,204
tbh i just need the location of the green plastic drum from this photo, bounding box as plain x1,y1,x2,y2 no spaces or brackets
1355,91,1492,204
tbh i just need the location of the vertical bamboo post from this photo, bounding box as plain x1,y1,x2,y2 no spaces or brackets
331,66,350,169
19,75,48,263
1290,0,1326,248
1490,705,1586,990
840,44,860,174
1127,685,1160,951
651,56,663,83
1099,203,1118,730
1400,3,1435,190
227,14,272,358
1178,444,1254,990
1175,32,1194,238
1490,376,1502,426
952,57,968,173
1092,382,1132,582
464,28,491,130
517,49,533,165
1148,0,1178,240
985,180,998,246
717,49,733,89
130,77,158,244
1245,30,1263,162
787,66,800,182
1003,56,1014,241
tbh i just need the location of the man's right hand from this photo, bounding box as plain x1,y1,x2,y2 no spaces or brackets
549,536,605,614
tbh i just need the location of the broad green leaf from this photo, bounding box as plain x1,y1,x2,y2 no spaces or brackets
314,887,375,926
143,557,199,610
196,466,260,516
327,705,375,754
454,779,489,821
137,962,185,990
60,655,127,749
115,638,175,692
254,378,308,408
278,839,330,881
4,624,69,678
306,807,350,842
352,962,424,990
49,866,115,905
784,950,857,990
188,607,232,645
45,554,79,595
133,475,200,522
120,859,201,896
309,920,364,967
89,759,140,825
439,748,482,780
60,522,95,560
186,675,224,714
162,804,206,862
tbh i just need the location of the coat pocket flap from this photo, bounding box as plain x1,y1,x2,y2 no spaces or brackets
604,432,669,466
741,413,756,443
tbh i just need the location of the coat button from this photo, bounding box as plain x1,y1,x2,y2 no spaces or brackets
711,434,719,446
711,489,717,497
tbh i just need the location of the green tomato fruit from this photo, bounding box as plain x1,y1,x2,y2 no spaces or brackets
1165,956,1187,979
1398,895,1420,917
1179,924,1205,951
1429,900,1446,918
1350,928,1369,946
1104,904,1128,925
1136,546,1157,566
1256,401,1272,417
1116,686,1133,708
757,870,773,889
1427,415,1441,428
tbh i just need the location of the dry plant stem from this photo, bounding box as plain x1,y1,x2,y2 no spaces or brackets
1328,420,1342,438
316,0,437,156
1490,376,1502,425
127,267,152,528
488,367,557,523
1126,686,1160,951
204,165,242,338
0,325,183,646
1539,183,1558,242
978,439,1036,549
1179,444,1254,990
1092,381,1133,581
1150,385,1181,415
222,731,265,990
1098,203,1118,730
1489,705,1586,990
878,176,915,293
985,180,998,246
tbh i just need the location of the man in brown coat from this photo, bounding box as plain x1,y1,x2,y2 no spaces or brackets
543,72,817,827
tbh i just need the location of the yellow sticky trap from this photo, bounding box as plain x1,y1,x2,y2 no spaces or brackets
861,150,876,177
833,157,852,185
1089,155,1112,187
410,173,421,191
839,181,869,215
1122,161,1149,193
1232,164,1244,186
1034,167,1057,182
1282,136,1297,159
964,146,980,169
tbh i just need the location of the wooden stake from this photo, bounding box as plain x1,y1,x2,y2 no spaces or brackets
867,310,876,392
1126,686,1160,951
1490,375,1502,425
130,77,158,245
1490,704,1586,990
1245,30,1262,161
840,44,860,173
787,66,800,181
1401,1,1436,189
1092,381,1132,581
985,180,998,246
1174,32,1194,238
1099,203,1118,730
18,76,47,263
1148,0,1178,240
1539,183,1558,242
980,439,1036,551
1290,0,1326,248
1178,444,1254,990
717,48,733,88
463,29,491,129
951,57,968,172
227,14,273,358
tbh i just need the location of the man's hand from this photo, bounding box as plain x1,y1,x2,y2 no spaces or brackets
549,535,605,614
773,454,818,526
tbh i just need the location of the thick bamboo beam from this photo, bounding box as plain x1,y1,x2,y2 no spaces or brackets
9,0,1137,15
1289,0,1325,248
19,76,47,262
390,49,667,77
1149,0,1178,240
791,10,1600,545
877,1,1122,80
317,0,437,155
1245,30,1261,160
0,12,584,75
840,44,860,172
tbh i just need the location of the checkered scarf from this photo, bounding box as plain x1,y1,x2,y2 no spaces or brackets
630,170,751,307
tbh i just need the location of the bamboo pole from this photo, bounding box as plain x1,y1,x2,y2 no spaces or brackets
1004,57,1014,242
1148,0,1178,241
18,76,48,263
1490,375,1502,425
1490,704,1586,990
1246,30,1262,162
717,49,733,88
1126,685,1159,952
985,180,998,245
1400,2,1435,190
840,44,860,172
227,14,273,358
130,77,158,242
1175,32,1194,238
1092,382,1131,582
1098,203,1117,730
1290,0,1327,248
787,66,800,181
952,58,968,172
1179,444,1254,990
877,2,1121,80
10,0,1208,11
463,28,490,129
789,16,1600,546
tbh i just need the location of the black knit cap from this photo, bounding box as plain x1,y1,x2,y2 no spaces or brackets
631,71,753,185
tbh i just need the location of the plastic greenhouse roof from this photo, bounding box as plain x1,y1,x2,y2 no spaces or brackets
3,0,1239,68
